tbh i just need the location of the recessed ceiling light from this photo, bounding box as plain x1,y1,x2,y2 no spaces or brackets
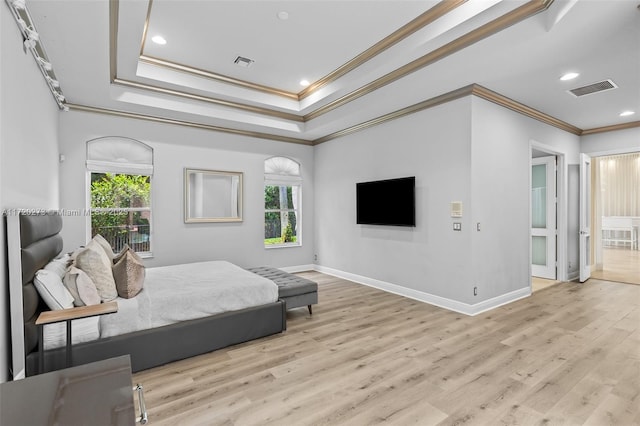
151,35,167,45
620,110,635,117
299,79,310,87
277,11,289,20
560,72,579,81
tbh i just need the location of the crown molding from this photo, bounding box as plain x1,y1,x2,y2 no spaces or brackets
139,55,300,101
136,0,468,101
66,84,632,147
304,0,555,121
298,0,469,99
109,0,118,83
471,85,582,135
313,85,475,145
66,103,313,146
581,121,640,136
113,78,304,122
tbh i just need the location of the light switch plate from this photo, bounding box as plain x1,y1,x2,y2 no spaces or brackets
453,222,462,231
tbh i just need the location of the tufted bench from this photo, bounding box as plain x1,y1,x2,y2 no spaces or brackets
247,267,318,314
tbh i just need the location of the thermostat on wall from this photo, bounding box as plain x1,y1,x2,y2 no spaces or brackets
451,201,463,218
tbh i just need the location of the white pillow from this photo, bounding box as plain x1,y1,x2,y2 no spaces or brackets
34,269,75,310
43,253,72,278
75,239,118,302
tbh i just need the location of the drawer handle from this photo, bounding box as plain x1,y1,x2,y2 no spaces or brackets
134,384,148,424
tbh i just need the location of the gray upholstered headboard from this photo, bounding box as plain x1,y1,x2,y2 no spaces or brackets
7,212,63,380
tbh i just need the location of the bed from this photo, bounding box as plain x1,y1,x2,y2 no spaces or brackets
6,212,286,379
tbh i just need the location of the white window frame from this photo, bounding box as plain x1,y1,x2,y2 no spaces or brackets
264,157,302,249
86,137,154,257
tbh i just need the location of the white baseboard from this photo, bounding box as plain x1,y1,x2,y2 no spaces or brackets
313,265,531,316
279,264,316,273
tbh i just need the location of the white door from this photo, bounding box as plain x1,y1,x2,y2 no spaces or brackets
532,156,557,279
579,153,591,282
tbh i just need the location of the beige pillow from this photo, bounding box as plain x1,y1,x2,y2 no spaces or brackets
75,239,118,302
113,244,132,264
113,248,145,299
63,266,101,306
92,234,115,262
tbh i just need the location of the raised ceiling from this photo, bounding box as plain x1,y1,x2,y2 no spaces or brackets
22,0,640,144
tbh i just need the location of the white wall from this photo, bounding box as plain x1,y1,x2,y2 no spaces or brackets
58,111,314,270
580,127,640,156
315,97,475,305
470,97,580,301
1,5,60,382
314,95,581,313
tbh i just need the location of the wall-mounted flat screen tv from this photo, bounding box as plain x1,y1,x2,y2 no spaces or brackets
356,176,415,227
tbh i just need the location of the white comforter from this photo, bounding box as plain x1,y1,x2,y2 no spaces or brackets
100,260,279,338
44,261,279,348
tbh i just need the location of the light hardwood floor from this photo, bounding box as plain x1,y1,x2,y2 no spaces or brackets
531,277,561,293
591,248,640,285
133,273,640,425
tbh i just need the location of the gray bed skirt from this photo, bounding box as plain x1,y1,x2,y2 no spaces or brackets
27,299,286,375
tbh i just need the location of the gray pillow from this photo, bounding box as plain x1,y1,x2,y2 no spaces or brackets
113,247,145,299
75,239,118,302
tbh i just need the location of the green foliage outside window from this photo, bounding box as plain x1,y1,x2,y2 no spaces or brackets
90,173,151,251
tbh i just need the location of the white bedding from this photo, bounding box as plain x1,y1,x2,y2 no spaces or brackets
43,260,279,347
99,260,279,338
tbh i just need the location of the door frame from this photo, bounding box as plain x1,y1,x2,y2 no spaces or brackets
581,147,640,279
529,141,568,288
531,155,557,279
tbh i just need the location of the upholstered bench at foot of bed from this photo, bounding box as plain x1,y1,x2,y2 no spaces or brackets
246,267,318,314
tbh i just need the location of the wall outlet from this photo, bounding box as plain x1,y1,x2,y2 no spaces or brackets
473,286,478,296
453,222,462,231
314,254,318,261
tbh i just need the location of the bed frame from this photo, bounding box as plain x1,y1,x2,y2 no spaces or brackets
7,212,286,379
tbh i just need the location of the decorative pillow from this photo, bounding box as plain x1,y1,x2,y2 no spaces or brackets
63,266,101,307
34,269,75,310
43,253,72,278
92,234,115,262
74,239,118,302
113,244,132,265
112,248,145,299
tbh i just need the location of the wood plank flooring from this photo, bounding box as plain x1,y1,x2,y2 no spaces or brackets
133,273,640,425
532,277,561,293
592,248,640,285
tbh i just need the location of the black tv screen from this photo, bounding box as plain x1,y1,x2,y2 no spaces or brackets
356,176,415,227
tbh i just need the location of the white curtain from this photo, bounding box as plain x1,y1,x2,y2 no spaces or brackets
592,152,640,267
597,153,640,217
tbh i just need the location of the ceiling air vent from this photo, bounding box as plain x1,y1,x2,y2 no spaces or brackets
567,79,617,98
234,56,254,68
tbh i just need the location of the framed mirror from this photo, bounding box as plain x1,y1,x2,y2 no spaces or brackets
184,168,243,223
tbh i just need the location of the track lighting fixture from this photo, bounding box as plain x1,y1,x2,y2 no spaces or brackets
23,38,37,50
38,57,53,71
25,28,39,42
9,0,68,111
46,76,60,88
11,0,26,10
16,17,27,31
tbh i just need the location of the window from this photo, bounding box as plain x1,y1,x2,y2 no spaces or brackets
264,157,301,247
86,137,153,255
